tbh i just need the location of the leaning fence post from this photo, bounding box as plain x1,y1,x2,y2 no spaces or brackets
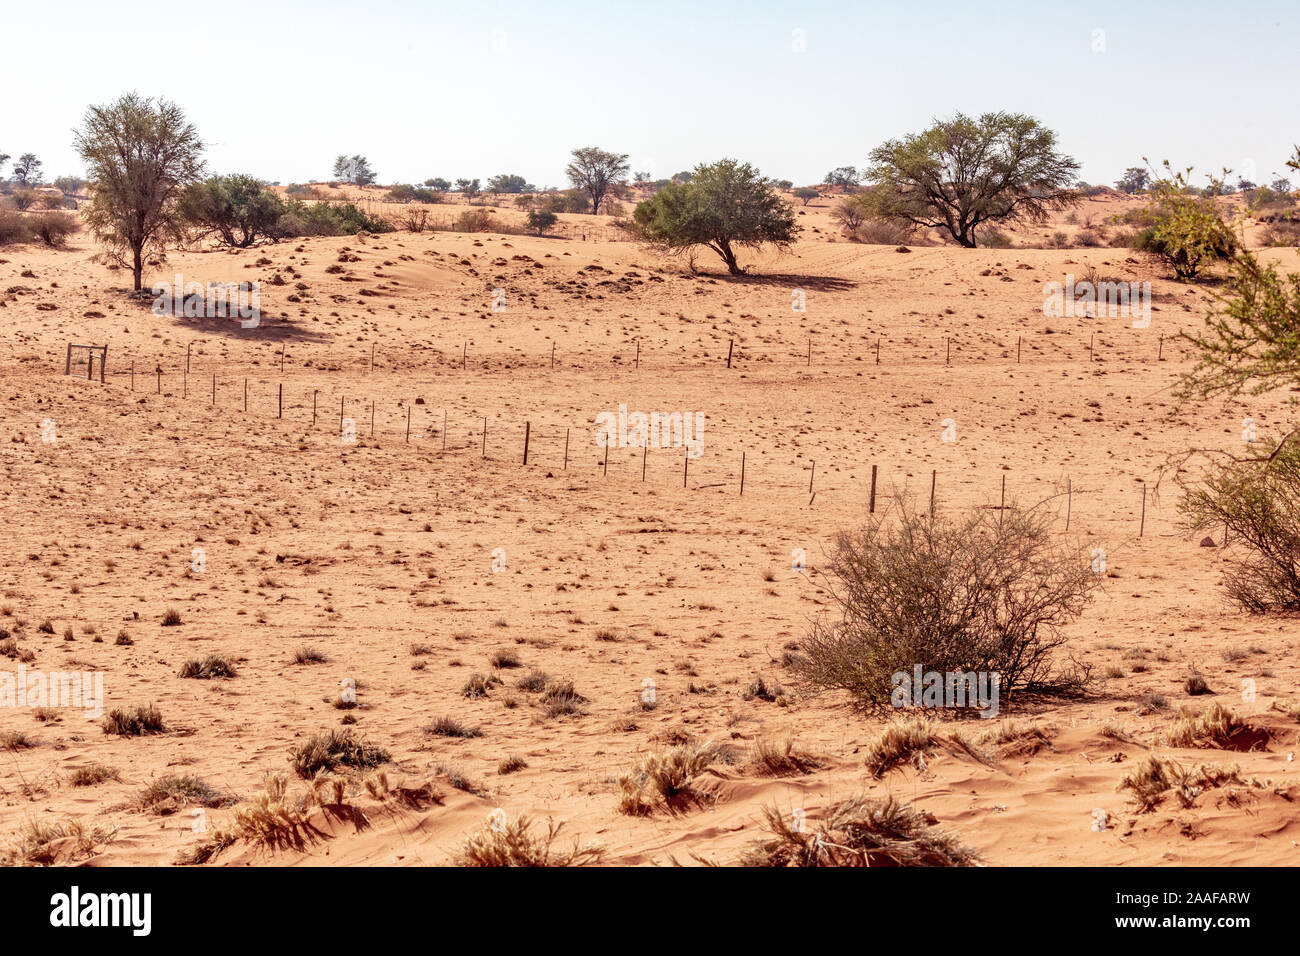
869,464,877,514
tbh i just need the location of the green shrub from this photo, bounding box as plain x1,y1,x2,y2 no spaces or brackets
180,174,286,247
526,210,557,235
1132,164,1237,278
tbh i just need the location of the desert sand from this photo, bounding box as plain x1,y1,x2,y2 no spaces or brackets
2,187,1298,866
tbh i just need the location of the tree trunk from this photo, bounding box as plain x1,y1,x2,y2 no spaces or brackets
132,244,144,292
720,242,742,275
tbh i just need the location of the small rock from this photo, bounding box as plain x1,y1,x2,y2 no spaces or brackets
1199,536,1216,547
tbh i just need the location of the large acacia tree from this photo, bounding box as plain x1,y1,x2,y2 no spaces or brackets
566,146,629,215
862,112,1080,247
75,93,204,291
632,159,799,275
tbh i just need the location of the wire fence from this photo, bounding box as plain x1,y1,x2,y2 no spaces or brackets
53,336,1172,542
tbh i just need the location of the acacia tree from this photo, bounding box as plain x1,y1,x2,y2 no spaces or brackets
13,153,41,184
1176,252,1300,400
180,174,286,247
455,178,481,202
333,154,376,185
75,93,204,291
862,112,1080,247
1133,161,1237,279
1116,167,1149,194
823,166,861,191
632,158,799,275
566,146,629,215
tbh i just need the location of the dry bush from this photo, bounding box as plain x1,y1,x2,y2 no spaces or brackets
178,654,238,679
404,207,431,232
70,764,120,787
617,740,721,815
490,648,521,669
455,209,497,232
1161,701,1268,750
748,736,823,776
426,715,483,738
461,673,501,698
1,819,114,867
739,795,979,867
855,218,917,245
2,730,36,751
790,499,1098,711
294,646,327,664
973,718,1057,751
833,198,868,237
140,775,231,815
1074,225,1107,247
1181,437,1300,611
1261,219,1300,247
101,704,165,736
30,212,80,247
177,773,314,864
289,729,390,778
862,716,943,777
515,670,551,692
1118,755,1244,811
0,207,36,245
539,676,587,719
498,754,528,774
454,815,604,867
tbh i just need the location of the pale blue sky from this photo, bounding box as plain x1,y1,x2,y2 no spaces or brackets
4,0,1296,189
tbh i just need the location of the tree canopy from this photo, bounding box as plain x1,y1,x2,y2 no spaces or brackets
75,93,204,290
566,146,629,215
862,112,1080,247
333,154,376,185
632,158,799,275
180,174,285,247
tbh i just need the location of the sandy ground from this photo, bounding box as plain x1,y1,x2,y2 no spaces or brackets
1,190,1298,866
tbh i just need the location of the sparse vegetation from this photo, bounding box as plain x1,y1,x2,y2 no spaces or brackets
454,815,604,867
791,499,1098,709
739,795,979,867
289,729,390,778
101,704,165,736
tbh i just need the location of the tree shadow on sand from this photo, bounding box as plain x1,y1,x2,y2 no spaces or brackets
123,290,332,344
711,272,858,293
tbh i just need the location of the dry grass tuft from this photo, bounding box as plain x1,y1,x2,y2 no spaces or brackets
70,764,121,787
1162,701,1268,750
454,815,604,867
1,819,115,866
289,729,390,778
101,704,165,736
426,715,483,738
1119,755,1244,811
617,739,721,815
140,775,232,815
739,795,980,867
862,716,941,777
748,736,824,776
178,654,238,679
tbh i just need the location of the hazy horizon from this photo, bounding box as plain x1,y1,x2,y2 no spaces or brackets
4,0,1297,191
